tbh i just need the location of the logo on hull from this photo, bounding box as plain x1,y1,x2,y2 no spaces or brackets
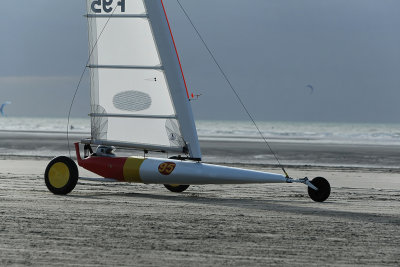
158,162,176,175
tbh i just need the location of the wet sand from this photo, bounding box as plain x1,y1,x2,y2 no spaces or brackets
0,131,400,266
1,130,399,168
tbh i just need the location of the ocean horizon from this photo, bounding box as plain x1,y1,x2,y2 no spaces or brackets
1,116,400,146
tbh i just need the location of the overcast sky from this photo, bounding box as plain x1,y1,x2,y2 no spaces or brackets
1,0,399,123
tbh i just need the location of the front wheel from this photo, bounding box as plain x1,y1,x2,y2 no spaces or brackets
164,184,190,193
308,177,331,202
44,156,78,195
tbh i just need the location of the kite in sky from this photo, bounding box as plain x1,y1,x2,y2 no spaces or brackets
0,101,11,116
305,85,314,94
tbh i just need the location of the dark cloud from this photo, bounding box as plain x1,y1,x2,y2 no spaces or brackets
1,0,399,123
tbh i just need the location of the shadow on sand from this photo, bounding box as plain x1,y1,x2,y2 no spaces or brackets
67,189,400,226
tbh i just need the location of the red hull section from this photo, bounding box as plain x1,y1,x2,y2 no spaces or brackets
75,143,127,181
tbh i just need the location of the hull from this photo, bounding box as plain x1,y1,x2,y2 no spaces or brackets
75,143,286,185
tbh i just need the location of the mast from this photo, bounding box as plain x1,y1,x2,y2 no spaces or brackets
144,0,201,160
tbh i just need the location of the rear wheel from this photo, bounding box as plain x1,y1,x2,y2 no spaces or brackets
308,177,330,202
45,156,78,195
164,184,190,193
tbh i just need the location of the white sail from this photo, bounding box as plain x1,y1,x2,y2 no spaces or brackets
85,0,201,159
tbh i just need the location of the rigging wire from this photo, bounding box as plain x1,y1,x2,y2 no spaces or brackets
66,7,118,158
176,0,290,178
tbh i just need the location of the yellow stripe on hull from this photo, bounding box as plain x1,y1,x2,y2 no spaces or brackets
123,157,145,183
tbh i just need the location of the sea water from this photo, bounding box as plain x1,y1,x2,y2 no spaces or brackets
1,117,399,146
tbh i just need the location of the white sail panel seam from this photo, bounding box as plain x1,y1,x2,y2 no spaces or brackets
88,64,163,70
90,113,176,119
86,14,148,18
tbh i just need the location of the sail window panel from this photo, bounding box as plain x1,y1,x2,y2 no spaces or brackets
106,117,182,148
90,18,160,66
94,68,175,115
87,0,146,16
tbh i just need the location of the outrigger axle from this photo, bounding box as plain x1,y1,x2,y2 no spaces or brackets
286,177,318,190
43,143,331,202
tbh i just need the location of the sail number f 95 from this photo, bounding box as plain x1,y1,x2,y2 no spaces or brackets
91,0,125,13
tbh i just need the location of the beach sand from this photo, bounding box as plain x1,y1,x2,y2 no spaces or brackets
0,132,399,266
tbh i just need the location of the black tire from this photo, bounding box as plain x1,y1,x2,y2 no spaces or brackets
44,156,78,195
164,184,190,193
308,177,331,202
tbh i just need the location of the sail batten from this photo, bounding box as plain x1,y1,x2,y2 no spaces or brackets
90,113,176,119
88,64,163,70
86,14,148,18
86,0,201,159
